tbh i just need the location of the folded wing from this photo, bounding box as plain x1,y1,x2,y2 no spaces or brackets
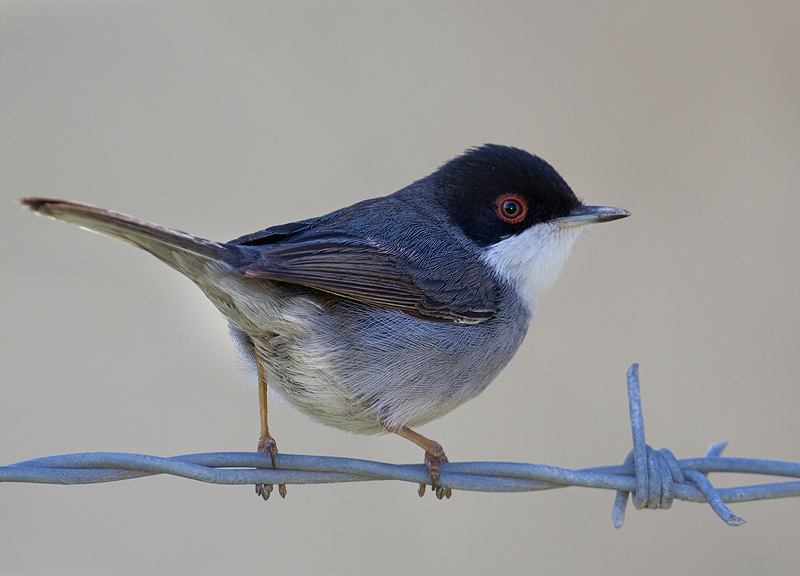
237,231,497,324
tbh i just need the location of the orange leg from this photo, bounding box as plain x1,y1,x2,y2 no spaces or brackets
255,361,286,500
388,423,452,500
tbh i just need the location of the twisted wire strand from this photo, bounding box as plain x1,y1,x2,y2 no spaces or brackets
3,364,799,527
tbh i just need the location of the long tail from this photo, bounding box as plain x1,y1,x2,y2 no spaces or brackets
20,197,249,280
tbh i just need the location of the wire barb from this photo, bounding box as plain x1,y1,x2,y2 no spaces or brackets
3,364,799,527
611,364,748,527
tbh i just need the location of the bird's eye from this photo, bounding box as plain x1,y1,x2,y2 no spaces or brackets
495,194,528,224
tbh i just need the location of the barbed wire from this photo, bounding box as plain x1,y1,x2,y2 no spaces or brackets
3,364,799,527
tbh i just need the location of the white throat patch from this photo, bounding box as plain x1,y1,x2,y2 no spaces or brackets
479,222,584,315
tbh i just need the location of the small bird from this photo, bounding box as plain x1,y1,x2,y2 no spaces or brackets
20,144,629,499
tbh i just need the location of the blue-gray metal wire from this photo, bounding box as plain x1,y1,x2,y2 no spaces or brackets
3,364,799,527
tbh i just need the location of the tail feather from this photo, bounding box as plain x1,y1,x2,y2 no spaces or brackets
19,197,248,279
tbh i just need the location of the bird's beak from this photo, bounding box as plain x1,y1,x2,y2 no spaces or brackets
556,205,631,227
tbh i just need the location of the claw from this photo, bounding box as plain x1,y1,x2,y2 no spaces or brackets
255,482,273,500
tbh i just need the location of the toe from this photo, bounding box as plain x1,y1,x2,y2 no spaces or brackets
255,483,273,500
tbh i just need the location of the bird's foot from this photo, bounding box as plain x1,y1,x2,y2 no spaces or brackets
255,434,286,500
382,422,452,499
419,450,451,500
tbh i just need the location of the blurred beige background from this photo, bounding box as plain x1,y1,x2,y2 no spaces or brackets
1,2,798,574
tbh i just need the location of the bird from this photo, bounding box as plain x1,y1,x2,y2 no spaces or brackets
20,144,629,500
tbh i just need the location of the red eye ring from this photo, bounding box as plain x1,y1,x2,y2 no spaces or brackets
495,194,528,224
